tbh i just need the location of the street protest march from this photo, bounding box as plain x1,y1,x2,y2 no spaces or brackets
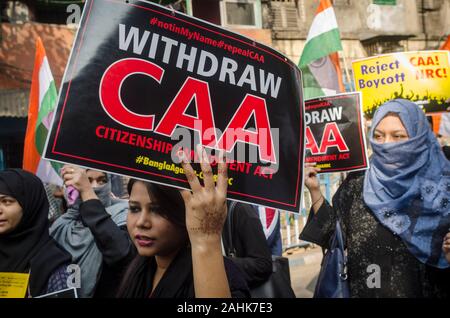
43,0,305,213
2,0,450,303
304,92,369,173
353,50,450,117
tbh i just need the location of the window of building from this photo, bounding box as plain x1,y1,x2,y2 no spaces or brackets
220,0,262,28
1,1,33,24
191,0,221,25
361,36,408,56
271,0,300,30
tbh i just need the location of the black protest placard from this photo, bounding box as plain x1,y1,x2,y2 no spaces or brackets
43,0,304,213
304,93,369,173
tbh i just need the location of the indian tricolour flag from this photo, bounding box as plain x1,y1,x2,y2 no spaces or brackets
299,0,345,100
23,37,62,185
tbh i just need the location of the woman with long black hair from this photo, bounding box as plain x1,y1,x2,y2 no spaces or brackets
117,146,249,298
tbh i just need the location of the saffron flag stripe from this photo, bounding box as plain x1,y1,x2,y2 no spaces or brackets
23,37,62,186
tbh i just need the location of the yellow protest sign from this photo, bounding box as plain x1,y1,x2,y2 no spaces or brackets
0,272,30,298
353,51,450,117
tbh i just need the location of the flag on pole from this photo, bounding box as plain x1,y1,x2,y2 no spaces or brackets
23,37,62,185
299,0,345,100
441,35,450,51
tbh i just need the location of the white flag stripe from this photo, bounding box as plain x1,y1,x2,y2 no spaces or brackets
38,57,54,108
305,7,339,43
36,158,63,186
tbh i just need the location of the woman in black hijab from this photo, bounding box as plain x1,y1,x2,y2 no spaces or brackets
0,169,72,297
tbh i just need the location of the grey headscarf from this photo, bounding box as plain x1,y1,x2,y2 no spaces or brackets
49,174,128,297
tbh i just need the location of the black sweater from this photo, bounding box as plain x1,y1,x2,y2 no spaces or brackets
222,203,272,288
300,172,450,298
79,199,136,298
80,200,250,298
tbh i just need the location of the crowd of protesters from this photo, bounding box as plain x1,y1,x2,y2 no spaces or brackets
1,100,450,298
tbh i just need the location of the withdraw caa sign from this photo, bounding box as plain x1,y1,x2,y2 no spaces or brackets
44,0,304,213
304,93,369,173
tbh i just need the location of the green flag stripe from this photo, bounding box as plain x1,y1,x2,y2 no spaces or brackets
299,29,343,68
300,66,325,100
35,123,48,156
36,80,57,130
35,122,63,175
51,161,63,175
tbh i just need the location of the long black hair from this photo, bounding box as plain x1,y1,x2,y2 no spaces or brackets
117,180,188,297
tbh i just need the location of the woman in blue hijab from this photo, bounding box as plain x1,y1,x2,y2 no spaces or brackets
301,99,450,298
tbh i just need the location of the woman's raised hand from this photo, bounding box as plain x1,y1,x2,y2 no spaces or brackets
180,145,228,247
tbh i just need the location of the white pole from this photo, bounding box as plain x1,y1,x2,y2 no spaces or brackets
286,212,292,248
185,0,193,16
341,50,354,91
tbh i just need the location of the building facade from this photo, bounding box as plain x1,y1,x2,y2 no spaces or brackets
188,0,450,76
